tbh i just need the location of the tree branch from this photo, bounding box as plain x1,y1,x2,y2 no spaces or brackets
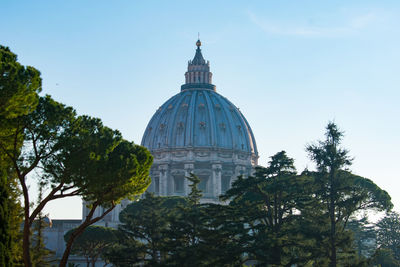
29,182,64,226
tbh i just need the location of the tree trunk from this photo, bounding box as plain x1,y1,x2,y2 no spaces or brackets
21,178,32,267
22,215,31,267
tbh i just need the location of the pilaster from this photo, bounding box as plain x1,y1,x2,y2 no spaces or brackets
158,164,169,196
212,163,222,198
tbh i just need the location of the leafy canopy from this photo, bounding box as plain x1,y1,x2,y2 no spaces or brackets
0,45,42,267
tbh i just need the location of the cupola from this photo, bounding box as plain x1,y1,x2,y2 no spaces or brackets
182,39,215,91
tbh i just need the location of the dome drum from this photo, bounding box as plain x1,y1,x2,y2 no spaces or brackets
181,83,215,91
147,160,252,202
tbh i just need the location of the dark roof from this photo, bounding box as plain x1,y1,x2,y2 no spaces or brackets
191,47,206,65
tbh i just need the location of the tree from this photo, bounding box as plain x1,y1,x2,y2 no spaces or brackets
376,211,400,261
370,248,400,267
187,173,202,205
346,216,376,259
31,182,53,267
221,151,317,266
0,45,41,266
106,175,207,266
195,203,249,266
306,122,393,267
165,174,206,266
0,95,153,267
106,193,187,266
102,237,144,267
6,173,24,265
64,226,116,267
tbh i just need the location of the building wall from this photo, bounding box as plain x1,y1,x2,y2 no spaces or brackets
146,147,255,202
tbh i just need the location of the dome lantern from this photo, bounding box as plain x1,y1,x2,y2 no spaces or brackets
182,39,215,91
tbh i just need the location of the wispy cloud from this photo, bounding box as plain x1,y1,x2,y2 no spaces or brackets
248,11,378,37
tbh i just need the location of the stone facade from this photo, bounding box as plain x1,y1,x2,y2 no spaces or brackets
146,148,255,202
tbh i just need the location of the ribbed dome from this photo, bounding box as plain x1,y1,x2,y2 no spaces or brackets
141,88,258,155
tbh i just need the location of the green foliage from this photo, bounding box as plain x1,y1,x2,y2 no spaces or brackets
31,182,53,267
105,193,187,266
44,113,153,206
221,151,318,266
195,203,248,266
31,213,53,267
165,191,205,265
102,237,143,267
0,45,41,119
0,173,10,267
187,173,202,205
370,248,400,267
6,176,24,265
0,45,41,266
376,212,400,261
347,216,376,258
1,85,153,265
306,122,393,267
106,176,211,266
64,226,116,266
105,142,394,266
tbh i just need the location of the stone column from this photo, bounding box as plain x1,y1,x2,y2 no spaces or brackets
212,163,222,198
148,170,155,193
158,164,169,196
184,163,194,196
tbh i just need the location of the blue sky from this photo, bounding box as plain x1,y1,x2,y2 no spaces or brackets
1,0,399,219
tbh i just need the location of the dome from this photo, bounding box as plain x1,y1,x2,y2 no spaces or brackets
141,89,258,156
141,39,258,202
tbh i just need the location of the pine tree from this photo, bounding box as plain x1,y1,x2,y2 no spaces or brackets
221,151,317,266
376,212,400,261
0,45,41,266
64,226,116,267
165,173,205,266
347,216,376,258
186,173,202,205
306,122,393,267
106,193,186,266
